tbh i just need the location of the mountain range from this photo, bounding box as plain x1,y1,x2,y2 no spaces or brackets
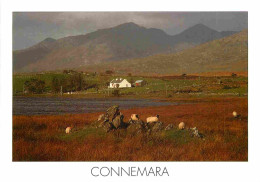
79,30,247,75
13,22,240,73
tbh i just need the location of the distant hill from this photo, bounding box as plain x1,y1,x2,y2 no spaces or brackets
13,22,238,73
79,30,248,75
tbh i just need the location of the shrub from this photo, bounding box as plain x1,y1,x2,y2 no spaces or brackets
231,73,237,77
112,89,120,97
182,73,187,77
24,78,46,94
51,76,62,93
105,70,114,75
223,85,232,89
174,87,202,93
167,94,172,98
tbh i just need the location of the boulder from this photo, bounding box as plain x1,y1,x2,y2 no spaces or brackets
127,119,147,136
112,114,126,129
94,105,166,135
102,122,115,132
165,124,174,130
92,114,105,128
149,121,164,132
190,127,204,138
97,114,105,121
104,105,120,122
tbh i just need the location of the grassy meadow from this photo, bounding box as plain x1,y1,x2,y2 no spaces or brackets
13,71,248,161
13,97,247,161
13,72,248,98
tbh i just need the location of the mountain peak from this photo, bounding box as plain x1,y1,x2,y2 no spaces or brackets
14,22,241,73
43,37,56,42
114,22,144,30
28,37,56,50
187,23,217,32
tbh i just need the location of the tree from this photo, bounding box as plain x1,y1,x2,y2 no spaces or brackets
24,78,46,94
105,70,114,75
130,77,134,85
51,76,61,93
182,73,187,77
99,75,110,87
112,89,120,97
63,70,69,74
64,73,89,92
51,73,94,93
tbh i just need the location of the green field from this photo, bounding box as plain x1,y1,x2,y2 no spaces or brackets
13,72,248,99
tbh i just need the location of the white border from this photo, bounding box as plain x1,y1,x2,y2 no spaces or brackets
1,0,259,182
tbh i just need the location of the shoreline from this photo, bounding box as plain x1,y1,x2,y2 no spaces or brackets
12,95,248,117
12,96,248,117
13,96,248,161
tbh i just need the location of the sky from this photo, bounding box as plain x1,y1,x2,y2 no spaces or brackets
13,12,248,50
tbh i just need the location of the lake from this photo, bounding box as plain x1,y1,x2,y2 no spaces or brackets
13,97,176,115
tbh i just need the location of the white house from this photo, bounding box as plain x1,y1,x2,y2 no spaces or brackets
109,78,131,88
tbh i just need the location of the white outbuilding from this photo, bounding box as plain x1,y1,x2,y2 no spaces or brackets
109,78,131,88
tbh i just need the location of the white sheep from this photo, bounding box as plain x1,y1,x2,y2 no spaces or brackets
178,122,185,130
233,111,238,118
146,115,159,123
65,127,72,134
232,111,241,119
131,114,139,121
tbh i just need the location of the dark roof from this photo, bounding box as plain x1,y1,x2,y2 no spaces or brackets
110,78,124,83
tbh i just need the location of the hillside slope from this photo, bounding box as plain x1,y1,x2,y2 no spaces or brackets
13,23,237,73
79,30,248,75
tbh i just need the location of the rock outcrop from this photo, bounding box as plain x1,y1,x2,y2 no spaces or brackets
112,114,125,129
165,124,174,130
95,105,127,132
105,105,120,122
189,127,204,138
94,105,204,139
147,121,164,133
127,119,148,136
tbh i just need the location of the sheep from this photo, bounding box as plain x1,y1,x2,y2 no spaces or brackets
232,111,238,118
178,122,185,130
131,114,139,121
146,115,159,123
232,111,241,119
65,127,72,134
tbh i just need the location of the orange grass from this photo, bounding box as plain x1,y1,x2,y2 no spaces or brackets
13,97,248,161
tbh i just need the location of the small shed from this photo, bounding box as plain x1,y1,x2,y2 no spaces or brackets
134,80,146,87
